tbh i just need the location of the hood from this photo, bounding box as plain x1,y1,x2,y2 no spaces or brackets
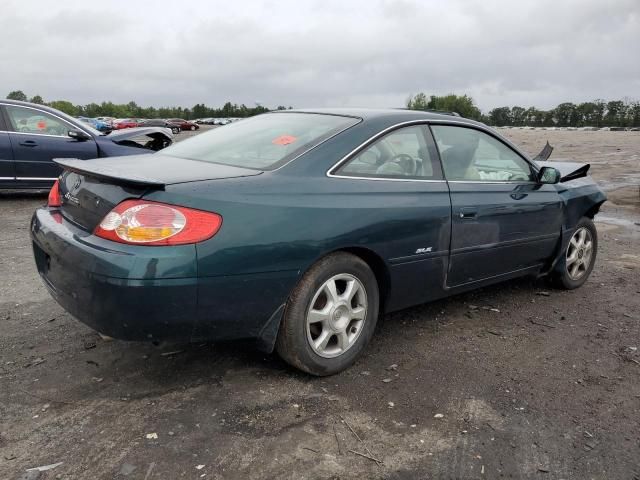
54,154,263,187
536,161,591,183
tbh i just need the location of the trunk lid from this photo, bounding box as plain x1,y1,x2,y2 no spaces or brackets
55,154,262,231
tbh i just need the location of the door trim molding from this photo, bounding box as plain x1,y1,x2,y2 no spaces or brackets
450,232,559,255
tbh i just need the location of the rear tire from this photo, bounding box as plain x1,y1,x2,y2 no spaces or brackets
552,217,598,289
276,252,379,376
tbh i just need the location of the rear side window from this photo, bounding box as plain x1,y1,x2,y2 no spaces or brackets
337,125,442,180
161,113,359,170
5,105,70,137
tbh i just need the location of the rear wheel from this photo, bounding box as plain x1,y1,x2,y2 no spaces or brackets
276,252,379,376
552,217,597,289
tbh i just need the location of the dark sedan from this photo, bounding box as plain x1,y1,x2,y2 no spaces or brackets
30,109,606,375
0,100,174,189
138,119,182,134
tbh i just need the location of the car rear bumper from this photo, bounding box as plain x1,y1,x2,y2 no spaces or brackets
30,207,299,345
31,207,200,341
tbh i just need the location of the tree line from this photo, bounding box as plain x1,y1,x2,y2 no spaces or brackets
6,89,640,127
5,90,290,120
407,93,640,128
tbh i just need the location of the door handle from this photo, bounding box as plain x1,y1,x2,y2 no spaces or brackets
510,193,528,200
19,140,38,147
459,208,478,219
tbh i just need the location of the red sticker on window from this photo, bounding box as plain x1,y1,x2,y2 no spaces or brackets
37,121,47,130
272,135,297,146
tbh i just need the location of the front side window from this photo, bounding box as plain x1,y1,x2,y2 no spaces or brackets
161,112,359,170
5,105,70,136
337,126,441,179
431,125,534,182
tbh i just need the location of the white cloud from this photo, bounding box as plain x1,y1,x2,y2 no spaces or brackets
1,0,638,111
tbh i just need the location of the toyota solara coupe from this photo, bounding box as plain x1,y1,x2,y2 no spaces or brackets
30,109,606,375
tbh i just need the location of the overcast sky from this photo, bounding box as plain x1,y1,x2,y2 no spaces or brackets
1,0,638,111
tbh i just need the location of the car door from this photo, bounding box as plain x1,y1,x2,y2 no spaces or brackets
330,124,451,310
0,107,15,183
430,124,563,287
2,104,98,184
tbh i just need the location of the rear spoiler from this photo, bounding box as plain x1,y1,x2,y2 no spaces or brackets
54,158,165,187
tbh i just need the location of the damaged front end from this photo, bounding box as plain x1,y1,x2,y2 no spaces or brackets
533,141,592,183
533,142,607,277
107,127,174,152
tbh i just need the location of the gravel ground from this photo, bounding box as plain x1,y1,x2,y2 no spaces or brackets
0,129,638,480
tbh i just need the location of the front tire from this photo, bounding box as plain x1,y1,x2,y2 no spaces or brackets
552,217,598,289
276,252,379,376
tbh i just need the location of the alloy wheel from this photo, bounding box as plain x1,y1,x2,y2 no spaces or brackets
566,227,594,280
306,274,367,358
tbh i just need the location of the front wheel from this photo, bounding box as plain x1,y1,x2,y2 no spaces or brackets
190,125,196,131
552,217,598,289
276,252,379,376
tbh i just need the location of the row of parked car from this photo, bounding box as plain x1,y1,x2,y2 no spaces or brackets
495,125,640,131
194,117,242,125
77,117,201,134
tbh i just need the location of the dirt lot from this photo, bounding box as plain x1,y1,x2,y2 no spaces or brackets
1,129,638,479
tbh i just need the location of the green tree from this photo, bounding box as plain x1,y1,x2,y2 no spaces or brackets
407,93,482,120
523,107,544,126
30,95,44,104
510,106,526,126
192,103,207,119
488,107,512,126
553,103,577,127
592,100,606,127
626,101,640,127
604,100,626,127
406,93,429,110
6,90,27,101
48,100,78,116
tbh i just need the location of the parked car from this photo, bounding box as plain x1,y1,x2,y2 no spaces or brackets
30,109,606,375
113,118,139,129
78,117,112,133
138,119,181,134
167,118,199,131
95,116,115,126
0,99,174,189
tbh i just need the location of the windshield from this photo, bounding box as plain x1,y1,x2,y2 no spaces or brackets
160,112,359,170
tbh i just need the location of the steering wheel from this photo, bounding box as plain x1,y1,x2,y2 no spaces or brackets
383,154,418,176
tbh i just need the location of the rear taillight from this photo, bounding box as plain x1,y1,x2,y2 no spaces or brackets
48,180,61,207
94,200,222,246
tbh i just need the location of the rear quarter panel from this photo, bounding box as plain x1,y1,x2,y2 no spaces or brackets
143,173,451,339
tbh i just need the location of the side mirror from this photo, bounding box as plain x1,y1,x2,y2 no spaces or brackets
538,166,561,184
68,129,90,141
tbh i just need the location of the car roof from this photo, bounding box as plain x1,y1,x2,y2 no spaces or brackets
282,107,487,127
0,98,74,116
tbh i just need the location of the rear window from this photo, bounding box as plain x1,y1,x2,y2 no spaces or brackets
160,112,359,170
